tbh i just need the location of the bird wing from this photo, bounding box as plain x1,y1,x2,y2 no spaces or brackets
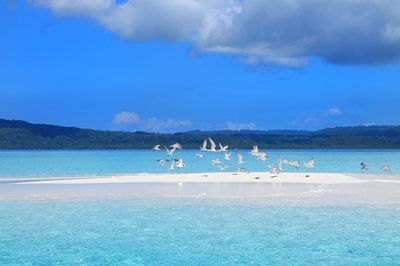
209,138,216,150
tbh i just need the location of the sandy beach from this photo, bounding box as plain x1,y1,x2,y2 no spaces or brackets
0,172,399,205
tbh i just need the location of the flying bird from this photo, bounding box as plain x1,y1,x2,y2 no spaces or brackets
235,149,245,164
266,164,280,174
208,138,217,152
157,159,166,166
256,152,268,161
170,143,183,150
165,146,177,156
153,145,161,151
224,152,231,161
211,158,222,165
304,158,315,169
195,154,205,158
175,158,186,168
249,145,259,156
200,138,208,151
219,142,229,152
217,165,230,172
283,159,300,169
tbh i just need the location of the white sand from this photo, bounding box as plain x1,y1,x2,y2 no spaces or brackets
1,172,399,205
21,172,367,185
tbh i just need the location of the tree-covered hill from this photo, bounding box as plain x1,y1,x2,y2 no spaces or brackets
1,119,400,149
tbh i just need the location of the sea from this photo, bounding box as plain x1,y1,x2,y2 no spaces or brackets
1,150,400,265
0,149,399,178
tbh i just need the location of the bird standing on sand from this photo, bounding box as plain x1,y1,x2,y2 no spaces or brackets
153,145,161,151
381,165,391,174
361,162,368,173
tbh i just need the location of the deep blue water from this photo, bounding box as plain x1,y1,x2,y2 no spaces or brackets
0,199,399,265
0,149,399,178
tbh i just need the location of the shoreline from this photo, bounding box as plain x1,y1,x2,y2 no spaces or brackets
0,172,399,205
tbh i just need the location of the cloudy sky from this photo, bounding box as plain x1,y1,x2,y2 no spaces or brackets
1,0,400,132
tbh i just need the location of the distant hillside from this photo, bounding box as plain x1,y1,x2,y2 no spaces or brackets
1,119,400,149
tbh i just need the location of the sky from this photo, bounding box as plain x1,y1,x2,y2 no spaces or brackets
1,0,400,132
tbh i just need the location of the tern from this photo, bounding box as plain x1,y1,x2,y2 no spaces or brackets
217,165,230,172
195,154,205,158
249,145,259,156
256,152,268,161
175,158,186,168
381,165,391,174
200,139,208,151
266,164,280,174
361,162,368,173
211,158,222,165
208,138,217,152
224,152,231,161
219,142,229,152
157,159,166,166
283,159,300,169
165,146,177,156
153,145,161,151
235,149,245,164
235,167,249,173
170,143,182,150
304,158,315,169
169,160,175,171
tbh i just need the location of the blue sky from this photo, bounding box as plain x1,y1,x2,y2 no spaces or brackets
1,0,400,132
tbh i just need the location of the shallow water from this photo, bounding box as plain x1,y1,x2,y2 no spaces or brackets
0,199,399,265
0,149,399,178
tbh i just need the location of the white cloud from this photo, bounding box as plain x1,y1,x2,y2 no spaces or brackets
112,111,140,125
143,117,193,132
112,111,192,132
226,121,257,131
33,0,400,67
323,107,342,117
292,107,343,128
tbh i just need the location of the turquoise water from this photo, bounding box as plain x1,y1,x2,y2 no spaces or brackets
0,199,399,265
0,150,399,178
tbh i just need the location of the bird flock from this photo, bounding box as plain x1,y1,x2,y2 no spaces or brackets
153,138,318,176
153,139,393,175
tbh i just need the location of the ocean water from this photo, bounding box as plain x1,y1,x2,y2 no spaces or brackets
0,199,399,265
0,149,399,178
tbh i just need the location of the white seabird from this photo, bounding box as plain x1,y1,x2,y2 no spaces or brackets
200,138,208,151
224,152,231,161
208,138,217,152
170,143,183,150
195,153,205,158
235,149,245,164
381,165,391,174
153,145,161,151
211,158,222,165
304,158,315,169
219,142,229,152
